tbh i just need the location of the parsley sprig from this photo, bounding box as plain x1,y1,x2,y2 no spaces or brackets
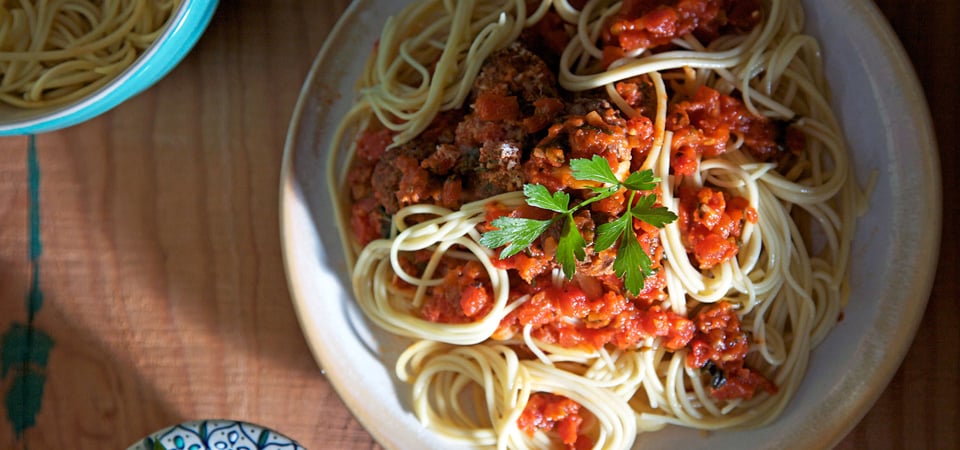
479,155,678,295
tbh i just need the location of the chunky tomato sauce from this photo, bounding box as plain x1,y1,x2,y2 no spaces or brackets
606,0,763,54
686,302,775,399
420,260,495,323
517,393,592,449
677,185,757,269
667,85,794,175
348,27,793,410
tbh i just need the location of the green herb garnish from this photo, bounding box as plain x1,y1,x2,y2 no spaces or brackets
480,155,678,295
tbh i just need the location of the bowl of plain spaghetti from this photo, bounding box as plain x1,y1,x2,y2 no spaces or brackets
0,0,218,135
281,0,940,449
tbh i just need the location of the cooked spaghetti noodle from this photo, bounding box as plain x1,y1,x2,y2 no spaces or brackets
0,0,181,108
328,0,865,448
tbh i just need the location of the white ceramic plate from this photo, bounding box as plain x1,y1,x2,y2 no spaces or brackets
280,1,940,448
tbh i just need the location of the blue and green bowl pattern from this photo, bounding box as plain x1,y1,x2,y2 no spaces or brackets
128,420,305,450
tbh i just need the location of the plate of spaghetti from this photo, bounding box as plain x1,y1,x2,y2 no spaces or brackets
281,1,940,449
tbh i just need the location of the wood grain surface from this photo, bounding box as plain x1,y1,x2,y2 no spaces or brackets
0,1,956,449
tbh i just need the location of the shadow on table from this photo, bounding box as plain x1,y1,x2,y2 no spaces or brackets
0,266,183,449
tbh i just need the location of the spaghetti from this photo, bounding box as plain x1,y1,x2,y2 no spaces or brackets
0,0,181,109
329,0,864,448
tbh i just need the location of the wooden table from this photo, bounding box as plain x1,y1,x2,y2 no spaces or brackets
0,1,955,448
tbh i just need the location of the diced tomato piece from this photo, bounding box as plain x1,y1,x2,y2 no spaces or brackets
475,93,520,122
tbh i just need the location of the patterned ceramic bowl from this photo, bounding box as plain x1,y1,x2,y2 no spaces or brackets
127,419,305,450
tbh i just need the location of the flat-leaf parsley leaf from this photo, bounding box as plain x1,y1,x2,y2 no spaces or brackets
480,217,553,259
480,156,678,295
523,184,570,213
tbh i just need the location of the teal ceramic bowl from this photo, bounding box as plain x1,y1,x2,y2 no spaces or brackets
0,0,219,136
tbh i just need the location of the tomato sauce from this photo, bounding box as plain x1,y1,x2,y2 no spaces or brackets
524,108,654,193
420,260,494,323
686,302,775,400
517,393,591,449
677,185,757,269
606,0,762,53
667,85,795,175
495,283,694,351
349,196,387,246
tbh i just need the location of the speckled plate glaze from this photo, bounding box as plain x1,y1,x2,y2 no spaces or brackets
127,420,305,450
280,0,941,449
